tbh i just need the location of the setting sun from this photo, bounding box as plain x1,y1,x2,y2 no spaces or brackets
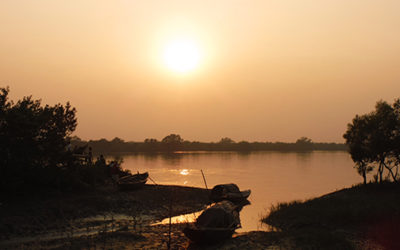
163,38,201,73
3,1,400,248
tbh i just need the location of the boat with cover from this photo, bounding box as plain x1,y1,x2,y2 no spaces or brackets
183,200,248,245
209,183,251,204
117,172,148,190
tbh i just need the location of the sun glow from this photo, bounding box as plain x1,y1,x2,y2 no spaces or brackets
163,38,201,73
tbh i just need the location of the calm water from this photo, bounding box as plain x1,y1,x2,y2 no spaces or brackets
114,151,360,232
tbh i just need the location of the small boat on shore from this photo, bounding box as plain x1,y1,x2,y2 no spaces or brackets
183,226,236,245
209,183,251,204
117,172,148,190
183,200,245,245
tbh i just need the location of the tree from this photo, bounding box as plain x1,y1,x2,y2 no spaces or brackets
144,138,159,151
219,137,235,144
344,99,400,184
144,138,158,143
161,134,184,151
218,137,235,150
393,99,400,178
111,137,124,143
237,141,252,151
368,101,398,182
295,137,314,150
296,137,312,144
343,115,374,184
0,87,77,190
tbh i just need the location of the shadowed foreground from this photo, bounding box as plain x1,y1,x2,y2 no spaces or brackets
1,185,210,248
1,184,281,249
263,182,400,249
4,182,399,249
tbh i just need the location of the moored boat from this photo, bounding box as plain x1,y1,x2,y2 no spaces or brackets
183,227,235,245
117,172,148,190
183,200,244,245
209,183,251,203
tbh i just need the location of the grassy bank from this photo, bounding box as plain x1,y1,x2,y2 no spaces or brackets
262,182,400,249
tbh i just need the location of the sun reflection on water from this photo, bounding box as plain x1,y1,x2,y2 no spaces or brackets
180,169,189,175
152,211,202,225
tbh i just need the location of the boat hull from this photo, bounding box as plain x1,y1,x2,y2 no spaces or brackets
183,227,235,245
117,179,147,190
117,172,148,191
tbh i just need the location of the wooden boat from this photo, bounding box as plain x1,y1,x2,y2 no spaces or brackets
210,183,251,203
183,200,241,245
117,172,148,190
183,227,235,245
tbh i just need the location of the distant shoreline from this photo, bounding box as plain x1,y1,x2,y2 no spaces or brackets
71,137,347,154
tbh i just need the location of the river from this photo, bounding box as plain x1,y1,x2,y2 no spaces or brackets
113,151,360,232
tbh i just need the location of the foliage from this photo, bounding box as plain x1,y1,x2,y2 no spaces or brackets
219,137,235,144
296,136,312,144
0,87,124,194
344,99,400,183
295,137,314,151
0,87,78,191
161,134,184,151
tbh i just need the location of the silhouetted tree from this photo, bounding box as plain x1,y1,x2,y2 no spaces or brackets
295,137,314,150
144,138,159,151
344,99,400,183
144,138,158,143
219,137,235,144
343,114,374,184
70,135,82,142
390,101,400,176
296,137,312,144
368,101,399,182
217,137,235,150
111,137,124,143
237,141,252,151
0,87,77,191
161,134,183,151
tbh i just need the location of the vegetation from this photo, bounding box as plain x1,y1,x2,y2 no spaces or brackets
71,136,346,154
0,87,125,195
261,101,400,249
344,99,400,184
263,182,400,249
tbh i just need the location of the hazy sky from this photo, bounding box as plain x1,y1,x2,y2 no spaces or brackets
1,0,400,142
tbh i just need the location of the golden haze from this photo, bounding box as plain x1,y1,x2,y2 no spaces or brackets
1,0,400,142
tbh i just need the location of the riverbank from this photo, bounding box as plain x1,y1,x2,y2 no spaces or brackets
4,183,398,249
0,184,279,249
1,184,212,248
262,182,400,249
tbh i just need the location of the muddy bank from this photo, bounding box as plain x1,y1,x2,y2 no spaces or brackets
0,184,283,249
3,224,280,250
0,185,209,241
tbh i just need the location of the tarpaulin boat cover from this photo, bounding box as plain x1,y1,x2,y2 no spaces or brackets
195,200,240,228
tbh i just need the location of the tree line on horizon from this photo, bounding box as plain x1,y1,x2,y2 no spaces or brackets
70,135,347,154
0,87,344,194
5,85,398,195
